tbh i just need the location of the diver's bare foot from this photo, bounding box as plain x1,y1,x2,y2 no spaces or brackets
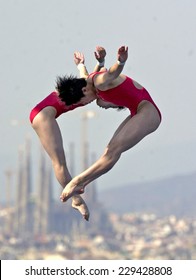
72,195,90,221
60,183,84,202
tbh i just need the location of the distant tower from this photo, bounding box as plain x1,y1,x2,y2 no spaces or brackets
20,136,34,238
4,169,13,236
15,146,24,237
80,111,98,206
5,170,12,210
85,152,98,205
34,146,54,237
34,146,46,236
68,142,75,176
81,110,96,171
42,163,54,235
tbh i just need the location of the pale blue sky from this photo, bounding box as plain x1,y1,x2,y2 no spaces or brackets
0,0,196,195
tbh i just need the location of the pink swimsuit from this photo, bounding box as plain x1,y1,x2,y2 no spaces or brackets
29,91,83,123
91,73,161,120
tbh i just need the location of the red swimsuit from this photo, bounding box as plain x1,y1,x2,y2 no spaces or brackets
29,91,83,123
91,73,161,120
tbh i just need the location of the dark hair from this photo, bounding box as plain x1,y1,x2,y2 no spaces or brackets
116,106,126,111
55,75,87,105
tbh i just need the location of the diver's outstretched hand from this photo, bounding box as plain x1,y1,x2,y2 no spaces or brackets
117,46,128,63
94,46,106,63
74,51,85,65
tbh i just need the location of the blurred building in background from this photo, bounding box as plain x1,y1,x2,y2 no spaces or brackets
0,132,112,246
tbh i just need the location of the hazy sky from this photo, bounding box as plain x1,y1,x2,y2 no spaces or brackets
1,0,196,196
